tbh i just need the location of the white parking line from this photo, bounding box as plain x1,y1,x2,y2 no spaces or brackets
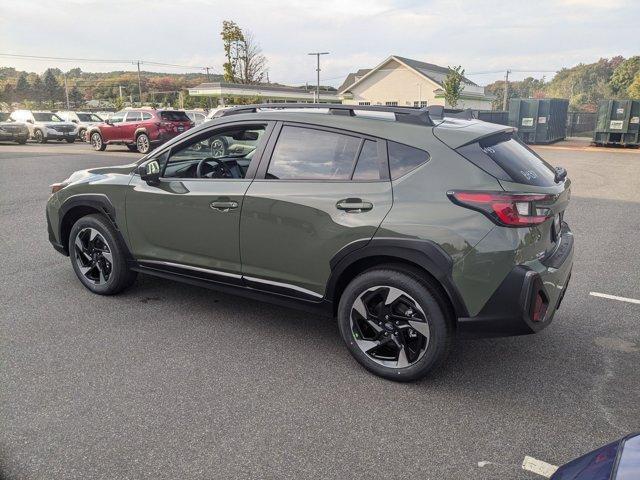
589,292,640,304
522,456,558,478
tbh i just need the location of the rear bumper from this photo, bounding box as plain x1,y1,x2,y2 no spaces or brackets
458,223,574,337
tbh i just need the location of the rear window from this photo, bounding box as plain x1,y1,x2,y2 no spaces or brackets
458,133,557,187
160,111,190,122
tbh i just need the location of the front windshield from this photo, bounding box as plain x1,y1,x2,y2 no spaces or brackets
33,112,63,122
0,112,9,122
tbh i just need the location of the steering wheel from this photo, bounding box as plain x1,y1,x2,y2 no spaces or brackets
196,157,234,179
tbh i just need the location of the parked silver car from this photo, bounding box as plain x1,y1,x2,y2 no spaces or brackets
9,110,78,143
0,112,30,144
56,111,104,142
185,110,208,125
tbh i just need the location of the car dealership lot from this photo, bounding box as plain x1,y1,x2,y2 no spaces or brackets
1,142,639,479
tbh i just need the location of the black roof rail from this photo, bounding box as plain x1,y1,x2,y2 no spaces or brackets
213,103,434,126
427,105,476,121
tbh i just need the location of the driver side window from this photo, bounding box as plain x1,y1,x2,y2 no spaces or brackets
162,124,266,180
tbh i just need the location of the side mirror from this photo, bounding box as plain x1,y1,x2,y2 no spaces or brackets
105,118,112,125
27,119,34,124
138,160,161,185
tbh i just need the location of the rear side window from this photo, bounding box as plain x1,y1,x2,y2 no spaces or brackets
352,140,382,180
160,111,190,122
387,141,430,179
267,126,360,180
458,134,557,186
142,112,153,120
126,112,142,122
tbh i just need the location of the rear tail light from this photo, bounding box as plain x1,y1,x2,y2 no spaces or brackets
447,191,555,227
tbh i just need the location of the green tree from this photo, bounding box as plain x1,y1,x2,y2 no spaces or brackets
42,68,62,107
30,76,44,105
442,65,465,108
14,73,30,102
610,56,640,95
69,86,83,107
114,96,125,110
628,73,640,99
221,20,245,82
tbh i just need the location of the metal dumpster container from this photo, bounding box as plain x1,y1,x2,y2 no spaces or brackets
509,98,569,144
593,100,640,147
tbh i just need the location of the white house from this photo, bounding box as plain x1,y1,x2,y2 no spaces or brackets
339,55,494,110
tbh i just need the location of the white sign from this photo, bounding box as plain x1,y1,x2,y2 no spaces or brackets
630,116,640,124
616,108,625,115
521,117,534,127
610,120,624,130
538,116,547,124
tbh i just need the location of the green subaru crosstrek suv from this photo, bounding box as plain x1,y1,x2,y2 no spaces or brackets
46,104,573,381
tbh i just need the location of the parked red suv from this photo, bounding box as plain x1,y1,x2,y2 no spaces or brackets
87,109,194,153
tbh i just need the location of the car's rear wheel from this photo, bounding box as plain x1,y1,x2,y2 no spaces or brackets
69,214,137,295
136,133,150,154
16,137,28,145
66,138,75,143
34,129,46,143
90,132,106,151
337,266,453,382
78,128,86,142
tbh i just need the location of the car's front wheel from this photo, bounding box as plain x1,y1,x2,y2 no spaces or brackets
136,133,151,154
66,138,75,143
69,214,137,295
34,129,46,143
337,266,453,382
78,129,86,142
90,132,106,151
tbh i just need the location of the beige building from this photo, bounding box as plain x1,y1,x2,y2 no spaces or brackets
339,55,494,110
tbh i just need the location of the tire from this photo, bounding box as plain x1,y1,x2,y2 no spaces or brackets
209,135,228,157
337,266,453,382
69,214,137,295
16,137,28,145
136,133,151,154
90,132,106,151
66,138,76,143
78,129,86,142
34,129,46,143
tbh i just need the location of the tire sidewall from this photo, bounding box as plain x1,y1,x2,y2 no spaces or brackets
69,215,128,295
34,129,45,143
136,133,150,154
337,268,450,382
91,132,104,151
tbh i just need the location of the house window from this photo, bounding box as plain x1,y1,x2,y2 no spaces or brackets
358,101,371,106
413,101,428,108
385,101,398,106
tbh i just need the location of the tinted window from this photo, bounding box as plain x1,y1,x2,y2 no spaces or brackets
160,111,190,122
387,141,429,179
163,125,265,179
267,126,360,180
353,140,382,180
479,137,556,186
109,112,125,123
126,112,142,122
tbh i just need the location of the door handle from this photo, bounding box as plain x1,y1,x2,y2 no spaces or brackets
210,201,239,212
336,199,373,212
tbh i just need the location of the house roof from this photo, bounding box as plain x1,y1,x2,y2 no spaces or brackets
338,55,478,94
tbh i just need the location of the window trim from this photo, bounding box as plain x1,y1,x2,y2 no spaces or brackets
154,121,274,182
255,121,389,183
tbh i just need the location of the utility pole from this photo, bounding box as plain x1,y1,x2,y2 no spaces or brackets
136,61,143,106
63,73,70,109
502,70,511,111
204,67,211,81
308,52,329,103
118,85,124,102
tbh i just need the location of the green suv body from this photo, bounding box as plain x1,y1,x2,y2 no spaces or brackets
46,104,573,381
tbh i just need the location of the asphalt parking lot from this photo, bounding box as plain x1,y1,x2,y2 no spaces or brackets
1,140,639,479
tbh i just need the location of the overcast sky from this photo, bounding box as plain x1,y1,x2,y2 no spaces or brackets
1,0,638,87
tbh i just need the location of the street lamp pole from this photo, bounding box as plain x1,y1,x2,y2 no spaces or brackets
308,52,329,103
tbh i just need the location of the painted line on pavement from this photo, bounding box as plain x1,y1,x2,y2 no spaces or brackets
590,292,640,304
522,456,558,478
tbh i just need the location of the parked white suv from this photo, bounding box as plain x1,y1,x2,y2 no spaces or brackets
56,111,104,142
185,110,207,125
10,110,78,143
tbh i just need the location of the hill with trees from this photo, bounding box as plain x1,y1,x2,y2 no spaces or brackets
485,56,640,111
